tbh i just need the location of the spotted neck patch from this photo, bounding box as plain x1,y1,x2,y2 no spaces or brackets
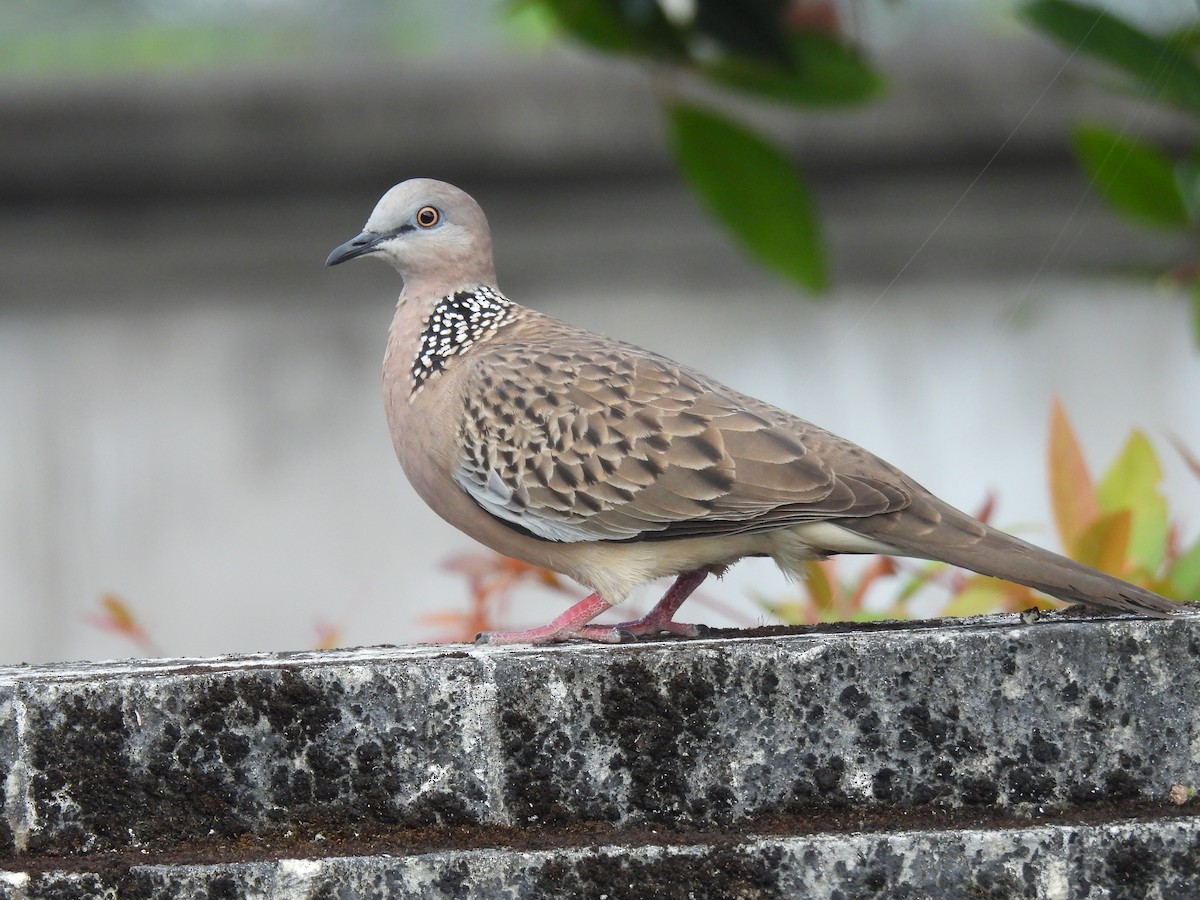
411,285,517,395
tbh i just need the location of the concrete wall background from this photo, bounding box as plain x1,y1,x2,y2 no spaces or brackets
2,25,1199,664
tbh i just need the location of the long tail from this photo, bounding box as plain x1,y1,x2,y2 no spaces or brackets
933,524,1181,616
853,499,1184,617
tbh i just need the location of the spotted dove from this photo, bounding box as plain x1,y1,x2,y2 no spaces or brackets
326,178,1182,644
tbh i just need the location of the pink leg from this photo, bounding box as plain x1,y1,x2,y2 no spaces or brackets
577,569,710,640
477,570,712,646
475,591,616,645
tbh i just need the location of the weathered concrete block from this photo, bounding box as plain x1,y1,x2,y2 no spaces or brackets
1,612,1198,884
486,614,1200,827
1,648,504,854
0,690,15,854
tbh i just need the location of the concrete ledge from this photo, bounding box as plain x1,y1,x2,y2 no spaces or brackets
2,613,1199,894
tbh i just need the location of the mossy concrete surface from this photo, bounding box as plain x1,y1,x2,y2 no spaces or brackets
1,612,1198,897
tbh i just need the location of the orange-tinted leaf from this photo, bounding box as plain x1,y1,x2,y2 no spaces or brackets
440,550,578,640
846,555,896,613
98,592,140,634
535,567,568,591
972,491,998,526
440,550,496,578
88,592,161,654
947,573,1045,615
996,582,1050,614
312,618,342,651
1047,398,1100,555
1073,509,1132,576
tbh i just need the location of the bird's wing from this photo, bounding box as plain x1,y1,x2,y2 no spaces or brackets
452,317,913,544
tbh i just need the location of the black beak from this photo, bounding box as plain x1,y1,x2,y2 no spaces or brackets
325,231,382,267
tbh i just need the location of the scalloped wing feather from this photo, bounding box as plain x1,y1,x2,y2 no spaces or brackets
453,314,914,544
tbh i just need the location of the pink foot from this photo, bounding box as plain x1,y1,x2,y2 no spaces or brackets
576,569,710,640
476,590,615,645
475,570,711,645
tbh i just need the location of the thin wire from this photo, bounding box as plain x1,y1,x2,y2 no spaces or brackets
994,8,1189,334
812,14,1100,371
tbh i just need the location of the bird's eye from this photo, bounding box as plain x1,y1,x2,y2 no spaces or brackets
416,206,440,228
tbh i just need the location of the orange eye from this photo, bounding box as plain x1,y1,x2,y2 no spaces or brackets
416,206,440,228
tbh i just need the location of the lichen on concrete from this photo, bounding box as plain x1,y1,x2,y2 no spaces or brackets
2,648,505,854
0,689,17,855
487,616,1200,828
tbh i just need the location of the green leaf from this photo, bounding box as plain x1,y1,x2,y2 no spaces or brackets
1167,24,1200,53
667,102,828,291
941,577,1008,618
1095,431,1162,513
1023,0,1200,114
756,596,807,626
1071,123,1190,230
894,560,947,604
1096,430,1169,573
1192,282,1200,349
847,610,896,623
1169,539,1200,600
1175,156,1200,221
704,33,884,107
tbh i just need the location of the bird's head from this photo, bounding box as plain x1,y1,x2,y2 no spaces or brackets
325,178,497,292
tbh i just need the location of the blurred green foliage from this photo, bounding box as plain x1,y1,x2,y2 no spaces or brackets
1023,0,1200,114
668,101,828,290
530,0,1199,318
526,0,882,293
0,1,509,80
1023,0,1200,344
1071,124,1191,230
3,23,318,77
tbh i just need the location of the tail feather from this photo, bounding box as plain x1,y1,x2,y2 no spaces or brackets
936,525,1180,617
853,499,1184,617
